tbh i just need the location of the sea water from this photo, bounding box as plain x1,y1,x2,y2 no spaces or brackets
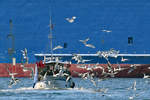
0,77,150,100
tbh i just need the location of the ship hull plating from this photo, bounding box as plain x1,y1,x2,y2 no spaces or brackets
0,63,150,78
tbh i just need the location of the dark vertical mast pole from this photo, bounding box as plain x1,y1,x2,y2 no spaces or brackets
49,16,53,58
49,0,53,58
7,19,15,58
10,19,15,53
10,19,12,36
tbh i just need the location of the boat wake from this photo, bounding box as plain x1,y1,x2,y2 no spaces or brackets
0,86,108,95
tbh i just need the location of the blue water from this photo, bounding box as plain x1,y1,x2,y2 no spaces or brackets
0,78,150,100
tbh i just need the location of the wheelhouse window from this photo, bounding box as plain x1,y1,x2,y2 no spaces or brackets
128,37,133,45
64,43,67,48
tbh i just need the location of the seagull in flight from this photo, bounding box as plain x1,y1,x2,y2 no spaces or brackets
66,16,76,23
121,57,129,62
79,38,90,44
132,81,136,90
143,73,150,79
53,45,63,51
84,44,95,48
21,64,34,78
9,74,20,87
21,48,28,59
72,54,82,64
79,38,95,48
101,29,112,33
128,64,137,73
127,80,136,91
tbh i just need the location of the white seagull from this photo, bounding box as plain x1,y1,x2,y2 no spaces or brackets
101,29,112,33
79,38,90,44
143,73,150,79
85,44,95,48
128,65,137,73
53,45,63,51
21,48,28,59
66,16,76,23
121,57,129,62
133,81,136,90
72,54,82,64
79,38,95,48
127,81,136,91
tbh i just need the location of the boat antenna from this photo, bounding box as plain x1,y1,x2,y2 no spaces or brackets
49,16,53,58
48,0,55,58
46,0,57,60
7,19,15,58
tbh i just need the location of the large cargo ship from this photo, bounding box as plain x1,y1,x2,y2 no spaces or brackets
0,0,150,77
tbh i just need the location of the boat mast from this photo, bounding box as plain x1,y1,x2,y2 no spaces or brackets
48,0,54,58
49,16,53,58
7,19,15,59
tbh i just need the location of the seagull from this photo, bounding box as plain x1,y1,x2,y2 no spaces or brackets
21,48,28,64
21,48,28,59
73,71,89,80
99,66,105,75
96,51,103,57
72,54,82,64
73,70,98,87
101,29,112,33
121,57,129,62
79,38,90,44
53,45,63,51
21,64,34,79
84,43,95,48
82,59,91,63
90,79,97,87
43,72,47,80
97,51,109,60
24,67,34,78
109,49,119,58
99,66,113,78
8,71,20,87
6,66,18,78
66,16,76,23
97,49,119,59
128,65,137,74
115,62,127,72
72,54,91,64
133,81,136,90
79,38,95,48
72,70,94,80
127,81,136,91
143,73,150,79
9,75,20,87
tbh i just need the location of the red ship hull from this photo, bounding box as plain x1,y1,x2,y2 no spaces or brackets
0,63,35,77
0,63,150,78
70,64,150,78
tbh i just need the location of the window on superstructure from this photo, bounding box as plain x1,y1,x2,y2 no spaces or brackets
64,43,67,48
128,37,133,45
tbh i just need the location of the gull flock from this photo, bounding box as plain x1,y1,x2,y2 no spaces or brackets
5,16,150,100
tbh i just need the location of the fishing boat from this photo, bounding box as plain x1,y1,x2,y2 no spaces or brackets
33,57,75,89
33,16,75,89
